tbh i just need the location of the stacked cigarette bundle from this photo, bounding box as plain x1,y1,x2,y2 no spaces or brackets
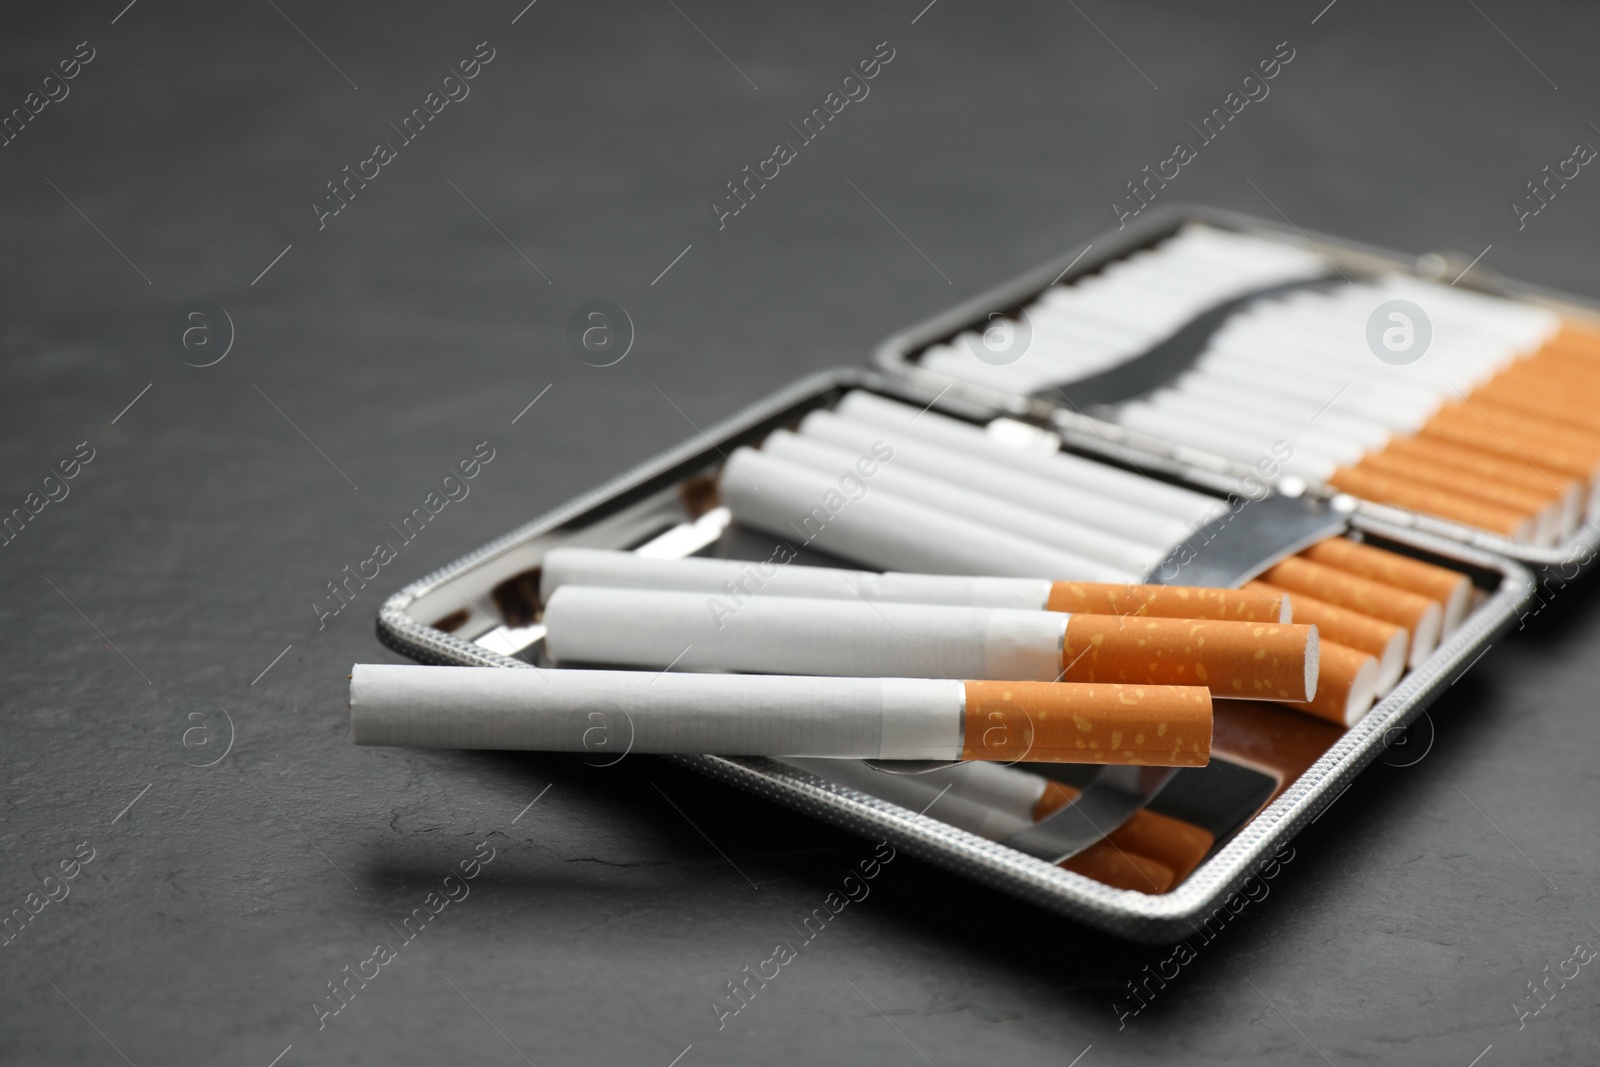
351,666,1214,766
1331,323,1600,539
721,389,1226,583
917,225,1330,394
1114,274,1585,543
1246,535,1474,723
913,222,1598,544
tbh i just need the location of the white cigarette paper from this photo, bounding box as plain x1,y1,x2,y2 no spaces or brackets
790,413,1177,565
540,547,1056,611
832,390,1225,527
350,664,963,759
721,446,1128,581
543,585,1067,681
763,428,1160,574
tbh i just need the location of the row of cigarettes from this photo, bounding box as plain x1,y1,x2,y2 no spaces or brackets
720,389,1227,583
352,535,1472,764
922,223,1600,544
916,225,1330,394
1322,322,1600,542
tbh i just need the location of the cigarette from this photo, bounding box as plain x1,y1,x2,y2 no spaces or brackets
1261,556,1442,667
796,408,1191,551
1043,581,1290,623
542,548,1059,611
348,664,1213,766
540,548,1291,622
1280,639,1380,727
1298,538,1473,635
720,446,1129,581
1247,580,1406,696
1325,464,1534,540
543,586,1317,701
832,391,1224,526
762,428,1165,574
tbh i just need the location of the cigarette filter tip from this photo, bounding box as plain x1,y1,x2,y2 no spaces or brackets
1059,615,1318,702
961,681,1211,767
1044,582,1289,624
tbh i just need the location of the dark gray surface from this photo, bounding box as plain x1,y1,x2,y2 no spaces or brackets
3,1,1598,1063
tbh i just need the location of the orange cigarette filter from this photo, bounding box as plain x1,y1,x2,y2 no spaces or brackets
1546,322,1600,357
1470,398,1600,451
1419,403,1600,482
1299,538,1473,634
1521,351,1600,388
1278,640,1380,727
1485,372,1600,418
1058,615,1317,702
1062,846,1178,895
1247,580,1407,696
1326,464,1532,539
1377,435,1579,514
1261,556,1442,667
1523,340,1600,367
1036,780,1216,894
1507,363,1600,410
1045,582,1289,623
1475,378,1600,434
960,681,1211,766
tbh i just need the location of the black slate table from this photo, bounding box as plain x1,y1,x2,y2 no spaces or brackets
3,1,1598,1063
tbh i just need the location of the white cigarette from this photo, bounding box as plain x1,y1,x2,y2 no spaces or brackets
348,664,1215,766
720,446,1129,581
542,585,1318,702
544,585,1069,681
540,548,1056,612
350,663,965,759
539,549,1294,626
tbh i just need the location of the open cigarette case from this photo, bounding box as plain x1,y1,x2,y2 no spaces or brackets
375,205,1567,942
